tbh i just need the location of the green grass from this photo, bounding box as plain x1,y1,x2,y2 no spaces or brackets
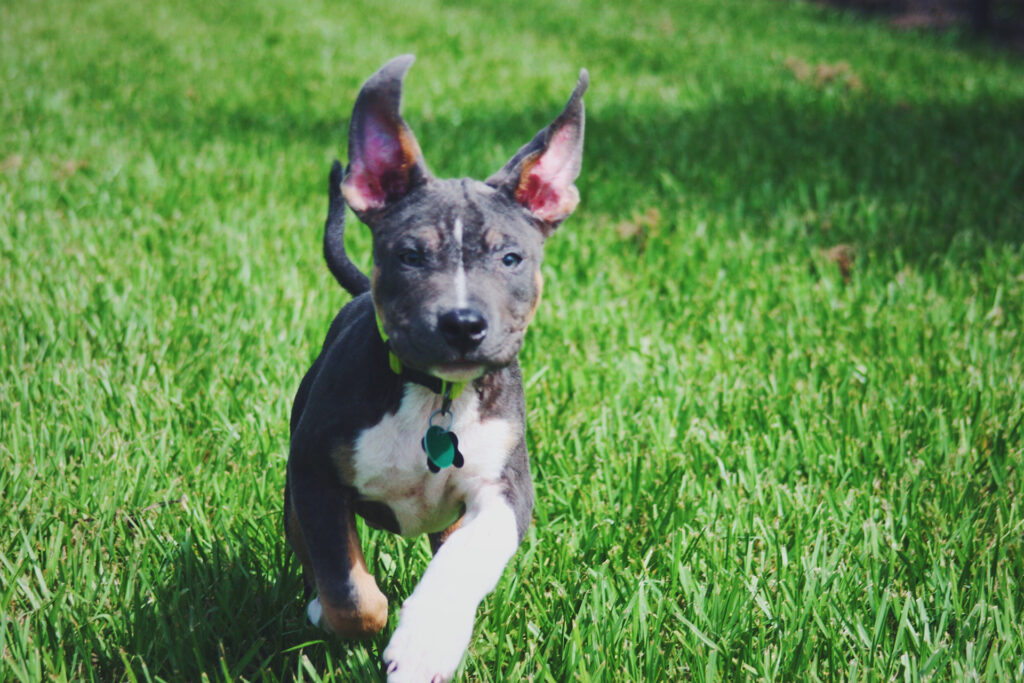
2,0,1023,680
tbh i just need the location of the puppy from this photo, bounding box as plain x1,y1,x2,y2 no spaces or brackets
285,55,587,682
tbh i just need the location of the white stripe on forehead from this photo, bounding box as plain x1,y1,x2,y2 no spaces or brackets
453,215,463,245
453,216,468,307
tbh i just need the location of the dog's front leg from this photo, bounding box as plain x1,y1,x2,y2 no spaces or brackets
383,488,520,683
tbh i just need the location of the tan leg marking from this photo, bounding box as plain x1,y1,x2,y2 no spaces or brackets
316,509,389,638
428,514,464,555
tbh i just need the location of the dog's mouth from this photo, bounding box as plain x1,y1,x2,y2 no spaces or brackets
386,325,524,382
430,362,486,383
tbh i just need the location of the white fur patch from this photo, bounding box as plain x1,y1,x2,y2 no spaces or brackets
351,384,515,537
453,216,468,308
306,597,323,627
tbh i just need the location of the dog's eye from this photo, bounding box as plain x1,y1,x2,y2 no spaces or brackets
501,252,523,268
398,249,425,267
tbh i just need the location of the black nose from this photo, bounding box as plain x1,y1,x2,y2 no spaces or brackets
438,308,488,353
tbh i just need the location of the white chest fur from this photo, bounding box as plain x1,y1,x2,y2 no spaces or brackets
350,384,515,537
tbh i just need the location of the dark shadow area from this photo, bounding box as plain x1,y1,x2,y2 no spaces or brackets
582,94,1024,263
91,525,387,681
814,0,1024,50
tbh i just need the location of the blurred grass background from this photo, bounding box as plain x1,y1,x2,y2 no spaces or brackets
1,0,1022,680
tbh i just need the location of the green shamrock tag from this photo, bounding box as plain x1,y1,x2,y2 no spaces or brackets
423,425,464,473
422,384,466,473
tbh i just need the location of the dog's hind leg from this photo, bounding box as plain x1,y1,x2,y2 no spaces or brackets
283,477,314,597
287,459,388,638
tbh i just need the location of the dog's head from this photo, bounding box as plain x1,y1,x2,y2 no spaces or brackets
341,55,587,382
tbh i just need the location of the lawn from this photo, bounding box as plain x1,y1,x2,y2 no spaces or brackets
2,0,1023,680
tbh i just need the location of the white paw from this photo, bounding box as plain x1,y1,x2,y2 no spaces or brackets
307,597,323,629
382,597,475,683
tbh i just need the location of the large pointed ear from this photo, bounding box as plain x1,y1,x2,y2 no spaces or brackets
487,69,588,231
341,55,429,214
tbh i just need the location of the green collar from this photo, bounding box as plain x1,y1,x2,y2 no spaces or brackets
375,309,466,400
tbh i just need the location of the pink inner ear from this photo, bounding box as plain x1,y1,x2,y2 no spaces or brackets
341,162,384,212
342,115,412,212
516,126,581,222
363,117,406,176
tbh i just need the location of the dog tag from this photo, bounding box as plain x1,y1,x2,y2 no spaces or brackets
423,426,463,472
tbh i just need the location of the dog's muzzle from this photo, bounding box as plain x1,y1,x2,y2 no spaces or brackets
437,308,488,355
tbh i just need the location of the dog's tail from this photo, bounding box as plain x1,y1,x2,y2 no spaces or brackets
323,160,371,296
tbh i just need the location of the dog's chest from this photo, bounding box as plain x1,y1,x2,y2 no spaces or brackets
350,385,514,537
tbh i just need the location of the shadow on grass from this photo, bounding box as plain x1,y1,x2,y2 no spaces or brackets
103,525,385,682
584,92,1023,260
813,0,1024,53
176,87,1023,267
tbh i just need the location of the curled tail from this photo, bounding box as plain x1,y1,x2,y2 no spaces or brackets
323,160,370,296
